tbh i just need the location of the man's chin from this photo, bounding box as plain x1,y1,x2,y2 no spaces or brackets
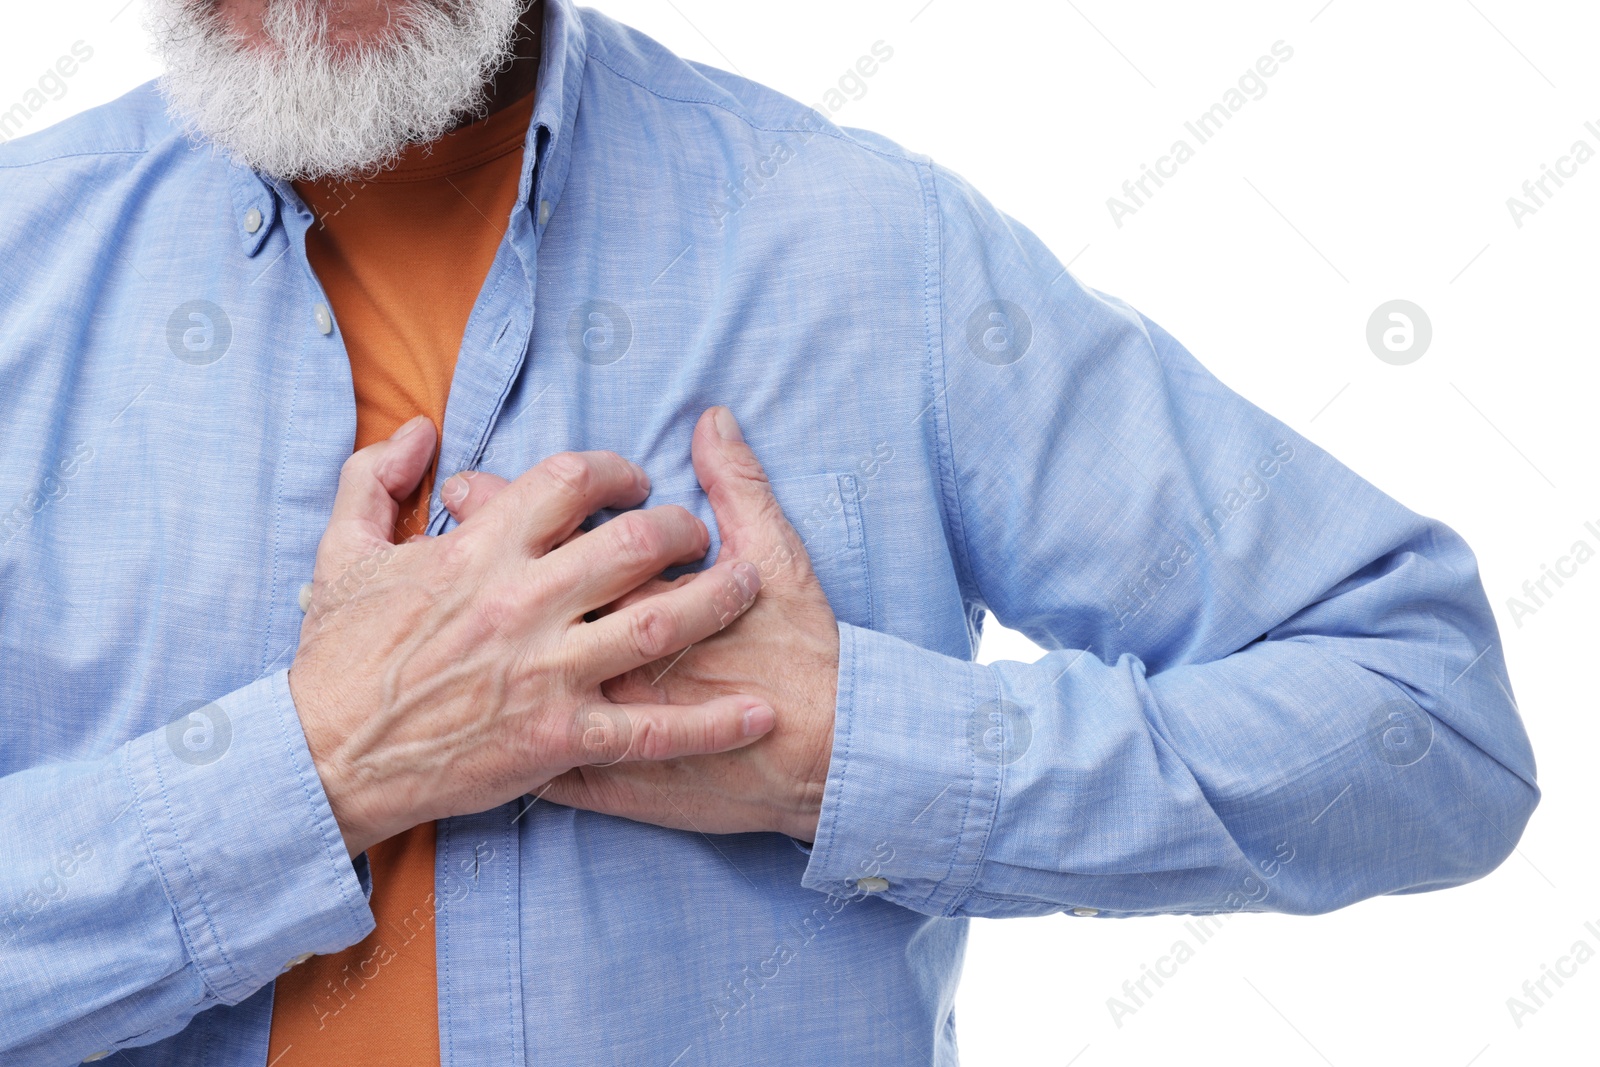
147,0,521,181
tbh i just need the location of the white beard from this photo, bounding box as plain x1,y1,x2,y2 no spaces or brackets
146,0,524,180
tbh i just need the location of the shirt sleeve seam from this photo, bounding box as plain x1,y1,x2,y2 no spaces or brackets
121,741,238,1004
918,161,985,616
942,661,1001,915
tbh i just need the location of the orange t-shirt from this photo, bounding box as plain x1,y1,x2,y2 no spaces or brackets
269,90,536,1067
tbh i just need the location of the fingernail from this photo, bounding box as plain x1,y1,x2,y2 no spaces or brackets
713,406,743,443
393,416,425,441
635,468,651,495
732,560,761,599
741,704,775,737
441,473,468,505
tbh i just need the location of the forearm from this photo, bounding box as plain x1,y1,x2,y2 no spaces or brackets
0,670,373,1064
802,606,1537,919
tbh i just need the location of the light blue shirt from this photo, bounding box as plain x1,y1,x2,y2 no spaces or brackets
0,1,1538,1063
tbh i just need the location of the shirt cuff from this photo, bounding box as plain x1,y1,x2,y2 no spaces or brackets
800,622,1002,915
121,668,375,1004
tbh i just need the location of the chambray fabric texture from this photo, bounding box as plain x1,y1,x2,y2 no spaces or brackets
0,1,1539,1064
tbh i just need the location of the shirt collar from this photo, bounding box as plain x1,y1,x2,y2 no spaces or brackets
227,0,587,256
522,0,585,242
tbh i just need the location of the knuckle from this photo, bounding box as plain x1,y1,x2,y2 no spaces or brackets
609,513,663,565
729,447,771,484
549,635,591,689
627,603,676,661
434,530,475,573
337,450,372,489
471,588,522,637
658,504,701,537
540,452,593,501
633,717,669,761
576,707,623,761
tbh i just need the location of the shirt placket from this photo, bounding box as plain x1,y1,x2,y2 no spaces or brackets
427,134,547,1067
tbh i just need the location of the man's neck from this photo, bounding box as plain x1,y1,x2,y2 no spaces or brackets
469,0,543,127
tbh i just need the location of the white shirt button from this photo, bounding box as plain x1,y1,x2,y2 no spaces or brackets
314,303,333,335
538,199,551,226
856,876,889,894
83,1053,110,1062
285,951,314,970
244,207,263,234
1071,906,1100,917
298,583,313,613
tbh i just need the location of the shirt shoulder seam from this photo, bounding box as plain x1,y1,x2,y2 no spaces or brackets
0,147,151,171
582,48,921,167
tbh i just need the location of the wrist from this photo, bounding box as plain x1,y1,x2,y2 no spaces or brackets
780,791,824,843
783,623,839,841
288,666,385,857
781,687,834,842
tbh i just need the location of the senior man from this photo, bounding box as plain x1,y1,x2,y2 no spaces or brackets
0,0,1537,1064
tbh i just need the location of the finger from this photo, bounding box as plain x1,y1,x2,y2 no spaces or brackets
589,573,690,620
463,450,651,555
316,416,436,580
542,505,711,615
568,557,761,680
569,693,775,766
441,471,599,550
440,469,510,524
691,407,811,583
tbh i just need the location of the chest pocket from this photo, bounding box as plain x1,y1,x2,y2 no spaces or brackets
769,472,873,632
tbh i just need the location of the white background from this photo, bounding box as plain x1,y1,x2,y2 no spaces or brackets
5,1,1596,1064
